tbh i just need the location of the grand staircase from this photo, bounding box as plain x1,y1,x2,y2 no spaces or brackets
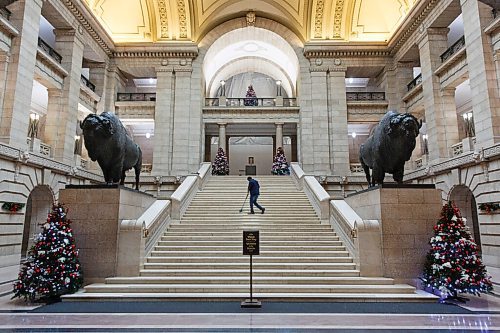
67,176,435,301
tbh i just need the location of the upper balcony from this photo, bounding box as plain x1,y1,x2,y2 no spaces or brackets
205,97,297,107
115,93,157,119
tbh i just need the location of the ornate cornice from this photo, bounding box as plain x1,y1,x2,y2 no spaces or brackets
158,0,169,39
61,0,114,56
113,51,198,59
304,49,391,59
388,0,439,55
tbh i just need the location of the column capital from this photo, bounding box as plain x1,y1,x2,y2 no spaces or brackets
275,122,284,126
217,122,227,127
47,88,63,98
416,27,449,46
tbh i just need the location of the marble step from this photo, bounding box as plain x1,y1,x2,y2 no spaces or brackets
160,232,336,237
161,235,339,241
149,250,348,257
105,276,392,285
63,291,438,302
142,262,357,270
145,256,353,264
167,225,332,231
139,269,359,277
155,240,343,247
177,218,321,223
83,284,416,294
181,213,318,217
153,245,346,252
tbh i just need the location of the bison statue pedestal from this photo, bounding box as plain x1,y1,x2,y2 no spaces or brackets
59,185,155,283
345,184,441,286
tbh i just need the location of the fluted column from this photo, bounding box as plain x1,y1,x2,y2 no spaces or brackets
418,28,459,162
152,68,174,175
0,0,42,148
461,0,500,146
218,123,227,152
44,29,84,164
275,122,284,150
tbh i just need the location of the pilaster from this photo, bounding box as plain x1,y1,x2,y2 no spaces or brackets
309,70,330,174
44,28,84,164
152,67,174,175
328,70,349,175
461,0,500,146
418,27,459,162
88,62,107,112
385,63,414,112
0,0,43,148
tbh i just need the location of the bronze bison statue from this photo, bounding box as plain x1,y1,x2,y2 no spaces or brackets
80,112,142,190
359,111,421,187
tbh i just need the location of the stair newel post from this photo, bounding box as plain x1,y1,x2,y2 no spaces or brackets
241,230,261,308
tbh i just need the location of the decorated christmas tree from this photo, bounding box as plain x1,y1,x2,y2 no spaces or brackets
212,147,229,175
272,146,290,175
244,85,258,106
13,204,83,301
422,202,492,300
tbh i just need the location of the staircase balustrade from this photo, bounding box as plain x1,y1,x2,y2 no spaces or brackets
170,163,212,219
290,163,330,219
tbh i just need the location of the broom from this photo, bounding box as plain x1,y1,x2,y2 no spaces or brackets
239,192,249,213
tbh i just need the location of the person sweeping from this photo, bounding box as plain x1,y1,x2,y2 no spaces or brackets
247,177,265,214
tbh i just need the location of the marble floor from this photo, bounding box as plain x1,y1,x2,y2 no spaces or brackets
1,294,500,332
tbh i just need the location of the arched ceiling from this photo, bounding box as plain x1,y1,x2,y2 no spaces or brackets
81,0,420,43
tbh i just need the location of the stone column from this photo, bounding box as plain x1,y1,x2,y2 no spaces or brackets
309,70,330,174
328,70,350,175
102,62,126,113
0,0,42,148
171,69,193,174
0,52,10,118
385,63,414,112
275,122,284,150
152,68,174,175
218,123,227,152
418,28,460,162
44,29,84,164
461,0,500,146
88,63,107,113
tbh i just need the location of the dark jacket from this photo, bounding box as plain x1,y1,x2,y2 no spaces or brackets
248,179,260,195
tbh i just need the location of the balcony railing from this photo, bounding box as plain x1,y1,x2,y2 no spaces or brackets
440,35,465,63
37,37,62,64
117,93,156,102
407,74,422,92
0,7,11,20
204,97,297,107
80,75,96,92
346,92,386,101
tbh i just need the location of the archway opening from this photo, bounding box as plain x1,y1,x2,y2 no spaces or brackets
203,26,299,98
21,186,54,259
449,185,481,251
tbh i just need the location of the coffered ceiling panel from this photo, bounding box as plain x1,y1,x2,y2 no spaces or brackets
80,0,420,44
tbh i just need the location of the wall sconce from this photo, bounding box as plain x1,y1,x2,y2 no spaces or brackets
462,112,475,138
74,135,82,155
28,113,40,139
276,80,282,96
351,132,357,139
220,80,226,96
422,134,429,155
146,132,151,139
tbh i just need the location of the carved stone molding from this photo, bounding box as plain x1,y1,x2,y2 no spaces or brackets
158,0,169,38
333,0,345,39
314,0,325,39
304,49,391,59
61,0,113,56
112,51,198,59
177,0,187,39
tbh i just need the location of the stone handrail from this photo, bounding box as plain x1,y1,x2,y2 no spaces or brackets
170,163,212,219
197,162,212,190
330,200,382,277
290,162,305,190
290,163,329,219
117,199,172,276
